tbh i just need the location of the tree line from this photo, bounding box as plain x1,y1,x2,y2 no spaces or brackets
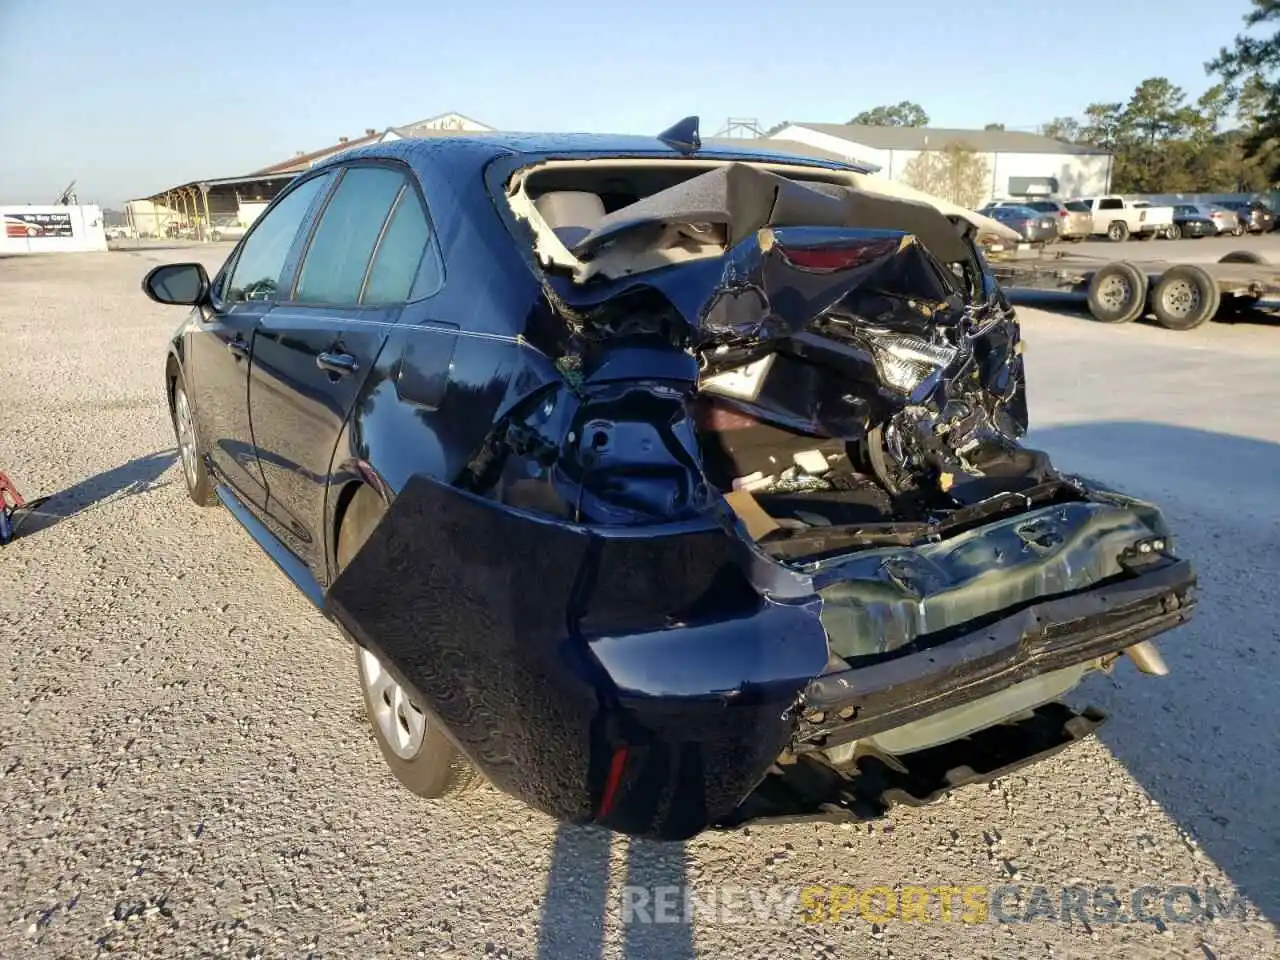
839,1,1280,195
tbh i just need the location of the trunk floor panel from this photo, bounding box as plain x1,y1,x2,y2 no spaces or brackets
815,500,1161,659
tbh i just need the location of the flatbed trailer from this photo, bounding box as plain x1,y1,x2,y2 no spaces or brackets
984,244,1280,330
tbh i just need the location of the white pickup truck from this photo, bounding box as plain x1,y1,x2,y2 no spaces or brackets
1078,196,1175,241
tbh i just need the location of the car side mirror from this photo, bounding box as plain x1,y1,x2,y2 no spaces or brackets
142,262,210,306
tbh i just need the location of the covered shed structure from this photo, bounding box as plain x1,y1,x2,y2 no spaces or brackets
126,171,299,240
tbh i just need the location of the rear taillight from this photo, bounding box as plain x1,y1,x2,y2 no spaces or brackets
1140,211,1147,222
1058,210,1068,217
775,237,899,272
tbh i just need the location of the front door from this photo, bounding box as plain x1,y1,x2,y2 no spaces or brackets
189,171,335,506
185,298,270,506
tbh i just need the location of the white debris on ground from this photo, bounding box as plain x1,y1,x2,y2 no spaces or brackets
0,248,1276,958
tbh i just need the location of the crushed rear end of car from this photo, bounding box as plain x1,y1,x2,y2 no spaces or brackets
327,156,1195,839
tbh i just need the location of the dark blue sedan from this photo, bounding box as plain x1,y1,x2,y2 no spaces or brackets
1169,204,1217,239
143,124,1194,839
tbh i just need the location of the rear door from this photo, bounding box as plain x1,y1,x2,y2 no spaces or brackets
248,161,434,570
186,172,334,507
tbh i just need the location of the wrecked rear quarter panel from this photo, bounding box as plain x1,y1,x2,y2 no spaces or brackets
326,474,832,839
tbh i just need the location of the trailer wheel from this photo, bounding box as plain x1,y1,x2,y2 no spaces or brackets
1107,221,1130,242
1086,261,1148,323
1219,250,1268,265
1151,265,1220,331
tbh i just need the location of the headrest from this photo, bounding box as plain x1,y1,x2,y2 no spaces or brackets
533,191,606,246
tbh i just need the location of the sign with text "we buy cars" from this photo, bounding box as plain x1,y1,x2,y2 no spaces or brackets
4,212,74,238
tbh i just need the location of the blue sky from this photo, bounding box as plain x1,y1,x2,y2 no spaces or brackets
0,0,1259,206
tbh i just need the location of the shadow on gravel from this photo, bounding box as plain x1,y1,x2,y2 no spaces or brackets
10,449,177,540
1033,422,1280,928
536,824,693,959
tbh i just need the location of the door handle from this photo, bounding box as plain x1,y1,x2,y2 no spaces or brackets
317,351,359,376
226,337,249,359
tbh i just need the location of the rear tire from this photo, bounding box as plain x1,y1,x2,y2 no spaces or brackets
338,485,478,799
1165,224,1182,240
1150,265,1220,331
1086,261,1147,324
1231,223,1246,237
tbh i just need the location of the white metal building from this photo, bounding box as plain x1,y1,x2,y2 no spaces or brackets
769,123,1113,202
380,112,494,140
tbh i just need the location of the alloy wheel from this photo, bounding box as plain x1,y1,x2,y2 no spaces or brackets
358,647,427,759
174,387,198,491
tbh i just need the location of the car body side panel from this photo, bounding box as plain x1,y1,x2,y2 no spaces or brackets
322,327,520,581
325,473,832,839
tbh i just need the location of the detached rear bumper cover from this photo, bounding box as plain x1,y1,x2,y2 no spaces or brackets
327,474,1195,841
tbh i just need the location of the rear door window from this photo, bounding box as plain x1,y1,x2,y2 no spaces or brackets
363,188,438,303
294,166,405,305
1099,198,1123,210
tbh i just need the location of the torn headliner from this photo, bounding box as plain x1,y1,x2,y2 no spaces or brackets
505,156,1020,284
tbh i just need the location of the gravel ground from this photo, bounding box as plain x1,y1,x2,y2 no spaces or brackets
1,247,1277,959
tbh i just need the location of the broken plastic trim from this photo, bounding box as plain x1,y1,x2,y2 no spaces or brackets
539,226,1024,503
463,226,1029,535
717,701,1105,830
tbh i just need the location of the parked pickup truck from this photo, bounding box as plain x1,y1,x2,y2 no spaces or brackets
1130,201,1176,240
1078,196,1175,241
